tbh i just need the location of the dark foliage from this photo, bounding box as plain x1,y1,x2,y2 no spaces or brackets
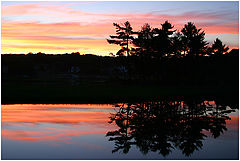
211,38,229,56
108,21,231,58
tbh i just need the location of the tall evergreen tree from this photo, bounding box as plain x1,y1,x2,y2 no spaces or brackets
107,21,135,56
152,21,176,57
211,38,229,56
181,22,208,56
171,32,184,57
133,21,176,58
132,23,154,56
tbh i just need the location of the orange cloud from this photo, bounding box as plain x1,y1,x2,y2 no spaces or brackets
1,21,119,54
2,3,238,54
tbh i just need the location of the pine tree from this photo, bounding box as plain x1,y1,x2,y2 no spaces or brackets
107,21,135,56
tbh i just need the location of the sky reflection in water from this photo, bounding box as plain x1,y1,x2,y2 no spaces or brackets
1,103,239,160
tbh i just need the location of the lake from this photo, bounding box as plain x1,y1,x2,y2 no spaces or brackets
1,102,239,160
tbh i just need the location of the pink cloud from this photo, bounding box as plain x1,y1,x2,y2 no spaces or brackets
2,3,238,33
1,3,238,54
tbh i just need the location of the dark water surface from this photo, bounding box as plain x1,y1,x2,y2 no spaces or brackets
1,102,239,160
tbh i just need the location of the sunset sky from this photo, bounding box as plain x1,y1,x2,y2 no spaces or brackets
1,1,239,55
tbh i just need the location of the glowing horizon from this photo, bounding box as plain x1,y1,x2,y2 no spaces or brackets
1,1,239,55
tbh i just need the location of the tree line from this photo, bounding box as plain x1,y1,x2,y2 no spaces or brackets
105,21,238,91
107,21,231,58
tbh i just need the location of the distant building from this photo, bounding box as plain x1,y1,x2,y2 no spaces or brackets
69,66,80,73
115,65,128,73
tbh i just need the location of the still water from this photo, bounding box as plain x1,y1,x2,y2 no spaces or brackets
2,102,239,160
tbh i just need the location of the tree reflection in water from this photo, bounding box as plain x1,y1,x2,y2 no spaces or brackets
106,100,236,156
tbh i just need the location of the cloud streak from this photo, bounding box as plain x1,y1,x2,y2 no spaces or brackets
1,2,238,54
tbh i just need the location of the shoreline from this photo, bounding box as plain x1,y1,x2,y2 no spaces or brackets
2,84,238,105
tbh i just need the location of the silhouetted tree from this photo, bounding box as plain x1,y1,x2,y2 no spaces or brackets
132,21,176,58
171,32,184,57
132,23,154,57
71,52,80,56
181,22,208,56
36,52,45,55
211,38,229,56
107,21,135,56
152,21,176,57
